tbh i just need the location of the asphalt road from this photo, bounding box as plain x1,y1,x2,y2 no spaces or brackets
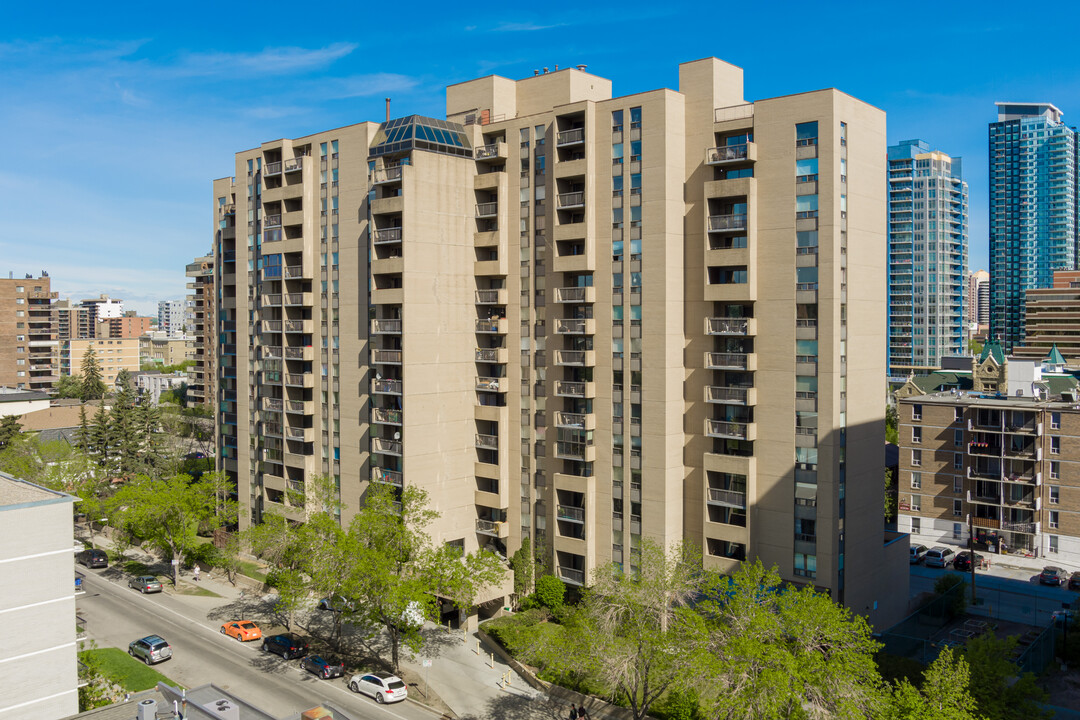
910,564,1078,626
77,570,437,720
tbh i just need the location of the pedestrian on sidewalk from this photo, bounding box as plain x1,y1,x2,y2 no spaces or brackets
579,704,590,720
193,565,201,582
569,703,578,720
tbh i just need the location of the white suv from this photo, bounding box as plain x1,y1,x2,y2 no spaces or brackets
924,547,955,568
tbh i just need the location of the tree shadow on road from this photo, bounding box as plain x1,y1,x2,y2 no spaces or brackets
457,689,570,720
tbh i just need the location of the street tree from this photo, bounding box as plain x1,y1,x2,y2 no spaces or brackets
696,560,888,720
54,374,82,399
889,648,985,720
79,348,107,402
531,540,708,720
349,482,506,671
108,472,237,586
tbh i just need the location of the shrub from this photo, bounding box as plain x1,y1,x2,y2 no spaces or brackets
653,688,703,720
534,574,566,611
933,573,968,619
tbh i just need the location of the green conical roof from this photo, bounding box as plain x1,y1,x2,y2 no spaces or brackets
1047,344,1066,366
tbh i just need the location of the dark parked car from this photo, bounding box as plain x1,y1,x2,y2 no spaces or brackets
261,633,309,660
953,551,986,571
128,635,172,665
300,654,345,679
317,594,355,612
1069,571,1080,591
77,548,108,569
1041,566,1067,586
129,575,163,593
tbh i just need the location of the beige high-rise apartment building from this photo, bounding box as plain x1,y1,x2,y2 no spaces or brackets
186,253,216,406
216,58,906,627
0,273,58,392
60,338,139,387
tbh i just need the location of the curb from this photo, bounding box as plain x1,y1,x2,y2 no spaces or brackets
406,695,457,719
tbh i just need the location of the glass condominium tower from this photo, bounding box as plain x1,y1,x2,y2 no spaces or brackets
989,103,1079,352
887,140,968,375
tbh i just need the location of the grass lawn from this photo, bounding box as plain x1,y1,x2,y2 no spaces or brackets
236,560,267,584
122,560,154,577
175,584,221,598
81,648,177,692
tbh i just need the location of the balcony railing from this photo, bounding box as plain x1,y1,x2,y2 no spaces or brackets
705,352,749,369
372,349,403,364
284,157,304,173
370,166,404,184
706,420,751,439
372,378,403,394
372,467,403,487
475,348,501,362
559,567,585,585
476,376,503,392
474,142,505,160
555,287,592,303
706,317,749,335
476,519,504,536
263,294,282,306
476,433,499,449
555,412,589,429
264,162,282,176
476,319,503,333
264,214,283,228
283,265,304,279
262,345,283,359
708,488,747,509
476,202,498,218
284,373,310,386
706,386,750,404
708,214,748,232
555,441,592,460
557,128,585,146
284,293,306,306
372,408,403,425
705,144,751,164
475,289,503,304
558,505,585,522
557,192,585,209
372,319,402,334
264,398,283,411
555,318,589,334
372,438,403,455
556,381,588,397
284,347,310,360
284,320,308,333
374,228,403,244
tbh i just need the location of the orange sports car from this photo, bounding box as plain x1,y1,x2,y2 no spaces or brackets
220,620,262,642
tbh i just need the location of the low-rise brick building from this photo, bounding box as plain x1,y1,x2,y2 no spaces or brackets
896,341,1080,566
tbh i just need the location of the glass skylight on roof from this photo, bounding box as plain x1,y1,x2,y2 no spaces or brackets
370,115,471,159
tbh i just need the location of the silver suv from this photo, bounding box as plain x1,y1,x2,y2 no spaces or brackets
924,547,955,568
128,635,172,665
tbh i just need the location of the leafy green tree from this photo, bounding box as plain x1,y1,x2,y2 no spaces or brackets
510,537,535,601
962,634,1050,720
886,404,899,445
350,482,506,671
108,473,237,586
533,574,566,611
933,574,967,620
79,347,107,402
889,648,985,720
0,415,23,449
531,541,707,720
697,560,888,720
54,373,82,399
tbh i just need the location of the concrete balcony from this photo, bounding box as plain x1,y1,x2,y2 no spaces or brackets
474,141,508,162
705,143,756,165
262,294,283,307
707,487,747,509
555,381,596,398
705,317,754,336
475,347,508,364
284,319,313,333
707,214,748,233
554,350,595,367
475,289,508,305
372,378,403,395
705,419,756,441
557,505,585,523
262,345,283,359
285,400,313,415
372,408,403,426
283,292,313,307
262,397,284,412
475,318,506,334
475,433,499,450
371,319,403,334
372,438,403,456
372,349,403,365
704,352,756,371
705,386,756,405
284,346,314,361
554,318,596,335
554,286,596,304
555,442,596,462
476,519,509,538
557,566,585,586
371,466,403,487
557,191,585,210
373,228,403,245
285,426,314,443
556,128,585,146
475,376,505,393
554,412,596,430
475,202,498,219
283,264,307,279
474,257,507,276
369,165,404,185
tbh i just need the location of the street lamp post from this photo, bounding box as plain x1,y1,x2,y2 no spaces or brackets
968,514,977,605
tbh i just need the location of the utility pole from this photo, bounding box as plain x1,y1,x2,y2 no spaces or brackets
968,514,977,605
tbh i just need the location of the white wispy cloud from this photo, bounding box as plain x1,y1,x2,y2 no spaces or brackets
491,21,566,32
168,42,358,78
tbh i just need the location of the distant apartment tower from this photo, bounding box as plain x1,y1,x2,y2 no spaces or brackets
60,338,139,386
887,140,968,375
100,315,152,338
989,103,1079,352
0,273,58,392
79,295,123,339
215,59,906,627
157,300,185,338
968,268,989,328
52,298,85,341
186,253,216,406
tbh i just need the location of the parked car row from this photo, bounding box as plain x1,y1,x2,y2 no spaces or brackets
913,544,1080,589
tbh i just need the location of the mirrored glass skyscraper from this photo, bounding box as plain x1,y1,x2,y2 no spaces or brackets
989,103,1079,352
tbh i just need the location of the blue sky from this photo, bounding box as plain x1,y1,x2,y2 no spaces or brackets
2,2,1079,315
